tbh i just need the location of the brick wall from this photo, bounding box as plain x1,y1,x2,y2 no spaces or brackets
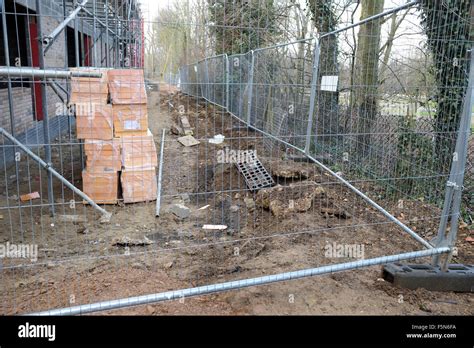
1,0,104,137
1,0,119,138
0,87,34,134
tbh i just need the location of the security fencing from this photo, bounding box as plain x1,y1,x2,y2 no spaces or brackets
1,0,473,316
179,4,474,225
179,1,473,278
181,38,317,154
164,71,180,86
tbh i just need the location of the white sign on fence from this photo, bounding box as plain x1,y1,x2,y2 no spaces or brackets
320,75,339,92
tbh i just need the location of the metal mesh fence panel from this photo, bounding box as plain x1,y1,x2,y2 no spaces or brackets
251,40,315,153
0,0,472,316
227,53,250,120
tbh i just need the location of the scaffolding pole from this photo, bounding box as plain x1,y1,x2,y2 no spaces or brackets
105,0,109,66
0,67,103,78
81,6,119,38
47,79,67,103
43,0,89,52
155,129,166,217
0,127,111,221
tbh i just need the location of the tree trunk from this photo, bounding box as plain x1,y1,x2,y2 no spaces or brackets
307,1,339,145
354,0,384,154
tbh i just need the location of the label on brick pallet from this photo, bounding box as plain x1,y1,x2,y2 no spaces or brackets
113,104,148,135
124,120,140,130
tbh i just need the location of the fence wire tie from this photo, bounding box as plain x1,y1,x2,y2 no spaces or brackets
446,181,462,190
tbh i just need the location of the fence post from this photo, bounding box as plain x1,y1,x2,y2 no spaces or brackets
225,54,230,109
204,59,209,101
432,48,474,269
194,63,199,97
305,37,321,155
247,50,255,125
178,67,181,89
182,66,186,94
184,66,189,94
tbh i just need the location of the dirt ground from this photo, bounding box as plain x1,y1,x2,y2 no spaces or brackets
0,83,473,315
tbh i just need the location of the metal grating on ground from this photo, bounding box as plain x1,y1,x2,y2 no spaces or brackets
235,150,274,190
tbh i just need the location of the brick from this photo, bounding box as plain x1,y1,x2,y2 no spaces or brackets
76,104,113,140
70,67,109,105
71,92,108,105
113,104,148,135
82,170,119,205
121,168,157,203
108,69,147,104
20,192,40,202
114,129,148,137
84,139,122,172
119,129,157,169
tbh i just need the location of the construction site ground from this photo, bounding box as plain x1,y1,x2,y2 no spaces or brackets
0,85,473,315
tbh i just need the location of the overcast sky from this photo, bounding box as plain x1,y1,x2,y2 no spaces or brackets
138,0,414,21
139,0,167,22
138,0,424,58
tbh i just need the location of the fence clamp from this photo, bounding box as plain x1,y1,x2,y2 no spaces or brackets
446,181,461,190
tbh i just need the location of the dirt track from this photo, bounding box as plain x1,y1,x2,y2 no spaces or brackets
0,84,473,315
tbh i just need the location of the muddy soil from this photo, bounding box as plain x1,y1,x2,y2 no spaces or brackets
0,83,473,315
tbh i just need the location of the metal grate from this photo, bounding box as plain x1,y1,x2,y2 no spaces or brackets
235,150,274,190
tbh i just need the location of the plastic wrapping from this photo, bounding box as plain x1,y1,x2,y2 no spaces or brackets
82,170,119,204
76,104,113,140
120,129,157,169
84,139,122,172
70,67,109,104
108,69,147,104
113,104,148,136
121,168,157,203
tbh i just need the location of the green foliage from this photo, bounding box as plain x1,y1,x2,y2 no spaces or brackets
394,116,435,196
419,0,471,170
208,0,278,55
306,1,337,33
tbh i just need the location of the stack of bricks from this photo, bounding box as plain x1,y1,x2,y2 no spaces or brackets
71,68,119,204
70,68,157,204
108,69,157,203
